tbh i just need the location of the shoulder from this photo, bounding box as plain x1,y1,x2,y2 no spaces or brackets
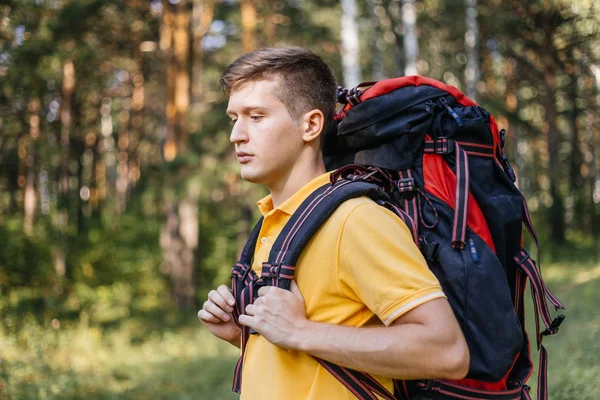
332,197,413,240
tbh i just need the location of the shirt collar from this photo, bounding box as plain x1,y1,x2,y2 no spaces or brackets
257,172,332,217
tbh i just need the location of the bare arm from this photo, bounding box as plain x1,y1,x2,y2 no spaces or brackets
240,283,469,380
295,298,469,380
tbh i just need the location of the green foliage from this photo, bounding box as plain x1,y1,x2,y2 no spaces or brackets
0,316,238,399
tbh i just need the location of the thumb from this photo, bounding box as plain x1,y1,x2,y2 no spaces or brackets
290,280,304,300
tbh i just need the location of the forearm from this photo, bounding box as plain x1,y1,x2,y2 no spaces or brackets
294,320,468,380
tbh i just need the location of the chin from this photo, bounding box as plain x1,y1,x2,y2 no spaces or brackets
240,169,265,184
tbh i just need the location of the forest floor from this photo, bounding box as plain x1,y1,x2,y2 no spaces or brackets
1,242,598,400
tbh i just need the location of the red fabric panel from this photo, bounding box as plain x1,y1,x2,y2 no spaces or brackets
423,141,513,390
422,152,496,254
488,115,502,160
359,76,478,107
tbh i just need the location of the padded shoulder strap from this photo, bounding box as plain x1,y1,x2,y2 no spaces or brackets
261,177,388,290
238,217,263,265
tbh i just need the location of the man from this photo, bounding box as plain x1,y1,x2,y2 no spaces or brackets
198,47,469,399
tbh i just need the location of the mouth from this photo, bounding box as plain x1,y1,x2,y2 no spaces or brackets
236,152,253,164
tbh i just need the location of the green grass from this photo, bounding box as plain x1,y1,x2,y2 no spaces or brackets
1,252,598,399
529,253,600,400
0,316,238,400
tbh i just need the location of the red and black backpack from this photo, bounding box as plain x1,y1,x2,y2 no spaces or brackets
230,76,565,400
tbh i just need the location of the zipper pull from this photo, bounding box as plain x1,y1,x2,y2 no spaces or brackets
425,99,434,113
440,97,464,127
469,238,479,264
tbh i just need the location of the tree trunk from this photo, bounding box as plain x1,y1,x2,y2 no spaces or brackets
401,0,418,76
160,190,199,311
541,13,564,243
241,0,257,52
366,0,385,81
387,0,405,76
192,0,214,105
56,59,76,279
464,0,479,100
567,55,584,230
24,98,40,236
340,0,362,87
116,74,131,214
263,0,277,47
160,1,197,310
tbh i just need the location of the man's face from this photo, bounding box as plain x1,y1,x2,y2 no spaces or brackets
227,79,305,186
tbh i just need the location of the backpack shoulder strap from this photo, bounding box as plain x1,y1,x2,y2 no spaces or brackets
261,175,388,290
240,217,263,265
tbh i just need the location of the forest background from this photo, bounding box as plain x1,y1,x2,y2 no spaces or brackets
0,0,599,399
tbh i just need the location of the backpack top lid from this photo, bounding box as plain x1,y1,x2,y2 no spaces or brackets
324,76,497,172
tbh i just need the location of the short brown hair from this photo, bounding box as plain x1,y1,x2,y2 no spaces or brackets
221,47,337,141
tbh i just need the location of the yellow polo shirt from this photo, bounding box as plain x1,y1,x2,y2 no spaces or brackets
240,172,445,400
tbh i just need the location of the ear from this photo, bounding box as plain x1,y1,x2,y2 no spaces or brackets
301,109,325,144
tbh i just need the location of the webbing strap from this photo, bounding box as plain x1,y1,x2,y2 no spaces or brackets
230,261,261,393
537,346,549,400
422,138,470,249
513,250,565,347
513,249,565,400
415,380,525,400
378,199,418,246
316,358,396,400
398,170,419,244
424,138,495,158
520,195,540,266
452,142,469,249
230,218,263,394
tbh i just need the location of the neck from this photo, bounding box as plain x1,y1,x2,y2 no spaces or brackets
269,154,327,209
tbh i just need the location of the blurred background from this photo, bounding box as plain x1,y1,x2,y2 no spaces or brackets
0,0,598,399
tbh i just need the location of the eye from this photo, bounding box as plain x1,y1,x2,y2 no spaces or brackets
250,115,263,122
229,119,237,126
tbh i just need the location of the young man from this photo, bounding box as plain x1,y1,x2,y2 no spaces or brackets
198,47,469,399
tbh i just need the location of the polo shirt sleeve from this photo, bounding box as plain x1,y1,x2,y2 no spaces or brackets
337,201,446,326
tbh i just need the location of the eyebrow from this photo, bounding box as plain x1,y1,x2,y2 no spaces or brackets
226,105,267,116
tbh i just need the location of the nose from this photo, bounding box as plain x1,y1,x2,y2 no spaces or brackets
229,119,248,145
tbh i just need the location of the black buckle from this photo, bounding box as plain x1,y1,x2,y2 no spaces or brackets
263,263,281,279
420,238,439,262
395,177,415,193
434,137,455,155
239,264,252,281
542,315,565,336
501,153,517,182
420,379,441,391
500,128,507,149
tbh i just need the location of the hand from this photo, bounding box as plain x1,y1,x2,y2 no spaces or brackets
238,280,308,350
198,285,241,347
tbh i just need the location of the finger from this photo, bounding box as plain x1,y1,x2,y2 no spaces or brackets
217,285,236,307
290,280,304,300
204,301,231,322
208,290,233,313
258,286,273,297
238,314,256,330
198,309,221,324
245,304,256,316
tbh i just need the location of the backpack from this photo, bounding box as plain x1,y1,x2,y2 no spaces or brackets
229,76,565,400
